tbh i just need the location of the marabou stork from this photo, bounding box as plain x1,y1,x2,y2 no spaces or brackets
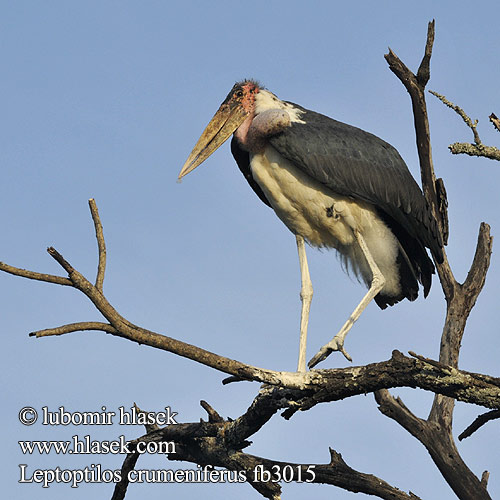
178,80,443,372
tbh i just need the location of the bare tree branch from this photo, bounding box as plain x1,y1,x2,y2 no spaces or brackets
111,451,140,500
2,202,495,412
1,199,498,422
200,400,225,423
0,261,72,286
429,91,500,161
88,198,106,291
489,113,500,133
458,409,500,441
383,20,494,500
111,404,161,500
117,398,422,500
481,471,491,489
29,321,118,337
386,22,443,233
375,389,491,500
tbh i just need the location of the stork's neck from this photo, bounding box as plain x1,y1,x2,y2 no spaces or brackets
234,89,305,153
254,89,305,124
234,112,255,147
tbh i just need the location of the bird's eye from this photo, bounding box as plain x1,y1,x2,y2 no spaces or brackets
235,89,244,99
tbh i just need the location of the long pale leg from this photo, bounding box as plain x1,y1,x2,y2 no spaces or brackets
296,235,313,373
308,230,385,368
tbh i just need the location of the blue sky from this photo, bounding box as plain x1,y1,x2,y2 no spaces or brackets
2,1,499,499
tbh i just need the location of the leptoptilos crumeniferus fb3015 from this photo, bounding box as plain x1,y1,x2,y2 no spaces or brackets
178,80,444,372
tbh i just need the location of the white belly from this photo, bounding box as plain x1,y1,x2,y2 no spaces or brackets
250,146,402,296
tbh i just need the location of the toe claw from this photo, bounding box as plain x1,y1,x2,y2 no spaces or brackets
308,338,352,368
308,346,332,369
339,346,353,362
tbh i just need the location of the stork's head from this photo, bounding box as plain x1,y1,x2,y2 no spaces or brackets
178,80,260,179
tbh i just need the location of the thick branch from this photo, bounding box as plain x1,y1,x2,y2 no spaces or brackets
376,390,491,500
463,222,493,304
386,21,457,302
295,350,500,411
435,223,492,378
385,21,440,226
5,211,493,405
26,293,500,412
383,22,494,500
121,401,421,500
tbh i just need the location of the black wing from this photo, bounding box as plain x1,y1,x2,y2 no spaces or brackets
269,104,443,261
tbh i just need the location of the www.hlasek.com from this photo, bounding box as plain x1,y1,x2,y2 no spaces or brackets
18,405,316,488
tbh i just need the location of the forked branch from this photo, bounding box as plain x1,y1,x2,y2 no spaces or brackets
2,200,497,409
429,91,500,161
382,20,494,500
112,396,422,500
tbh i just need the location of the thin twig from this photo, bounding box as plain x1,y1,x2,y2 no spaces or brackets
489,113,500,133
29,321,118,337
47,246,74,274
430,92,500,161
111,452,140,500
36,245,311,389
222,375,248,385
458,409,500,441
134,403,160,433
200,400,224,423
0,261,72,286
430,91,482,144
481,471,490,489
88,198,106,291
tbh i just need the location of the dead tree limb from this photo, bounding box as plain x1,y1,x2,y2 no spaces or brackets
383,20,494,500
1,196,497,499
490,113,500,133
1,227,499,409
429,91,500,161
112,397,421,500
458,409,500,441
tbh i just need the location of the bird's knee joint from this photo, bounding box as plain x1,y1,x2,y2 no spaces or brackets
330,201,358,229
300,287,313,302
372,272,385,289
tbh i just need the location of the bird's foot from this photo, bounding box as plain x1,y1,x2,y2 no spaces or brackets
308,337,352,368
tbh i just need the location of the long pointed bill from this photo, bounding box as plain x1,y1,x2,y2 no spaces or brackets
178,102,248,180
